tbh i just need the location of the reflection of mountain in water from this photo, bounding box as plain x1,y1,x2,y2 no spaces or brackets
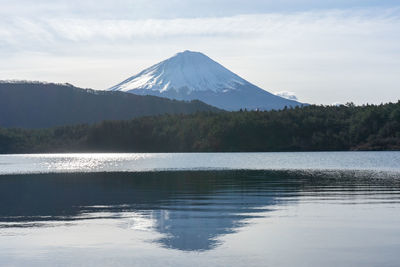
0,171,298,251
152,191,278,251
1,170,396,251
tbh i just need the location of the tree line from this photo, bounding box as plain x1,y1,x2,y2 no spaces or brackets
1,102,399,153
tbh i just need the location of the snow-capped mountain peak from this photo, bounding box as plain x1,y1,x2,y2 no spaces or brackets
109,50,247,93
109,51,304,110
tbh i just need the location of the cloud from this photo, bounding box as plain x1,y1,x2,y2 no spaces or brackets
275,91,298,101
0,7,399,104
1,8,399,45
1,0,398,19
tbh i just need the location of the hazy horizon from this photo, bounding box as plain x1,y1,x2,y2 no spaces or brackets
1,0,399,105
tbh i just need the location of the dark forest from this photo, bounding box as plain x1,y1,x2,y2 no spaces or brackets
1,101,399,153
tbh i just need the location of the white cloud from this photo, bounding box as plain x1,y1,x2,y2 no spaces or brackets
275,91,298,101
1,8,399,43
0,7,399,104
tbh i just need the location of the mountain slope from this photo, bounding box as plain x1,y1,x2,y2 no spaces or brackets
109,51,304,110
0,81,220,128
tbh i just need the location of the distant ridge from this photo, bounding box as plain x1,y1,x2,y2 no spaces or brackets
109,51,304,110
0,80,71,85
0,81,220,128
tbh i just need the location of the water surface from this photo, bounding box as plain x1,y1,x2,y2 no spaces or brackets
0,152,399,266
1,151,399,174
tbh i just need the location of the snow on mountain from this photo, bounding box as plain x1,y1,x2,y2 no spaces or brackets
109,51,304,110
109,50,247,93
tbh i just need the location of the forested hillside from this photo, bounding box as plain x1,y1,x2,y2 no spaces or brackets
0,81,219,128
1,101,399,153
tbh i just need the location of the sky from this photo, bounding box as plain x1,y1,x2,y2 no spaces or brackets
0,0,399,104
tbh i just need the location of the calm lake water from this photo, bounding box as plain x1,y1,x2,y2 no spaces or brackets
0,152,400,266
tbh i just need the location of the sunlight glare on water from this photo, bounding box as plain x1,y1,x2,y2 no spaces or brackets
0,151,400,175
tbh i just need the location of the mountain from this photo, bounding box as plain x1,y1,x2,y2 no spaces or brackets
0,81,219,128
109,50,304,110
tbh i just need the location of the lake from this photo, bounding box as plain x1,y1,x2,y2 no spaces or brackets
0,152,400,266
